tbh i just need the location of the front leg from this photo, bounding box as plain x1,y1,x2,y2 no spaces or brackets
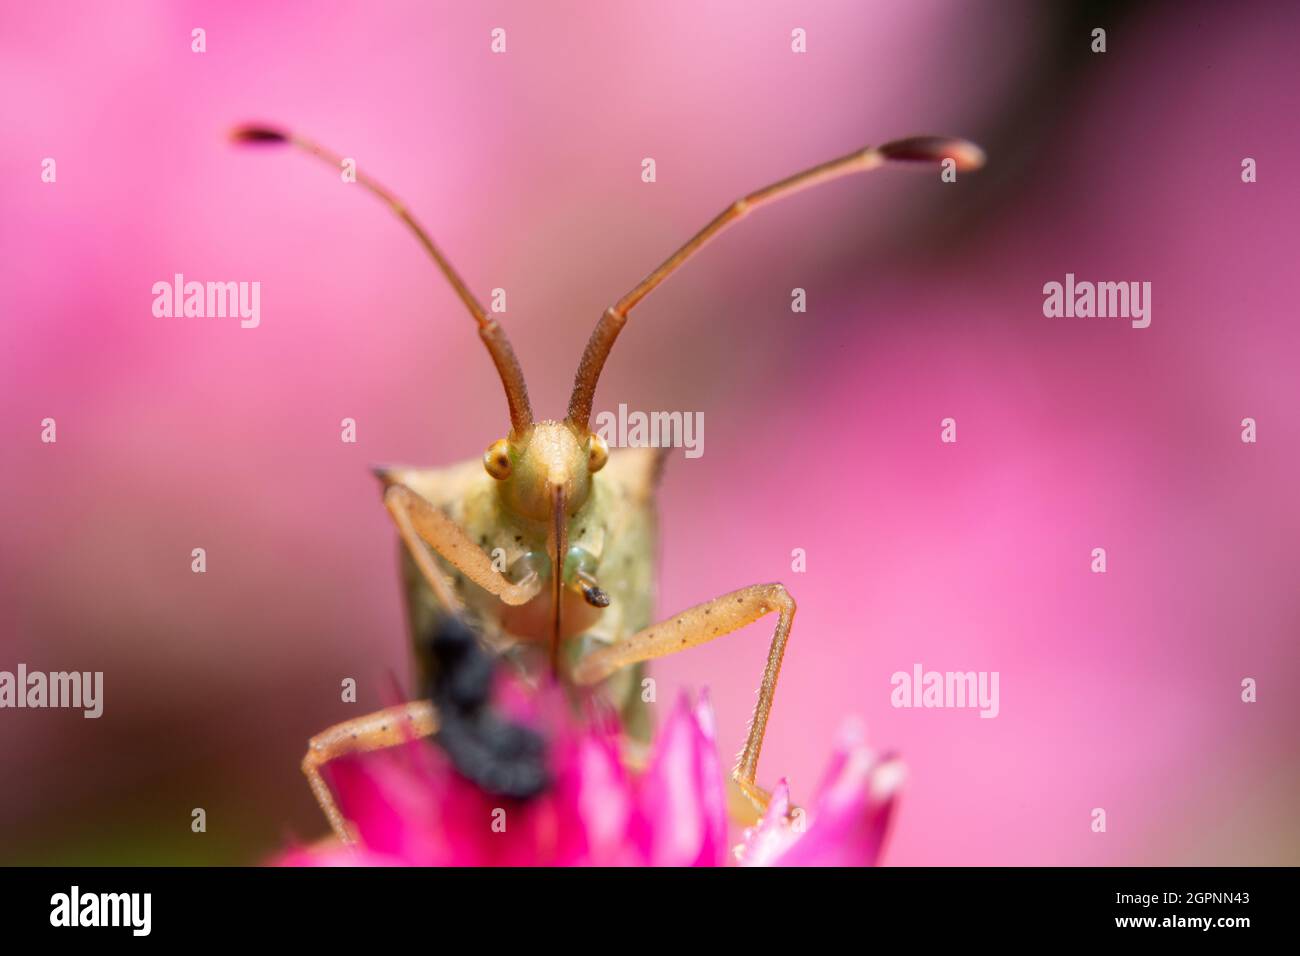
572,583,796,816
383,483,542,608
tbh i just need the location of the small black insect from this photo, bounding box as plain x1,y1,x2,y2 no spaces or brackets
423,614,549,800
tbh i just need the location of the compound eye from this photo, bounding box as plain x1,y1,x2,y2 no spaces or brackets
483,438,512,480
587,432,609,473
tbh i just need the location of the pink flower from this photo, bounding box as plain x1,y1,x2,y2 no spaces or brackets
277,688,902,867
735,723,904,867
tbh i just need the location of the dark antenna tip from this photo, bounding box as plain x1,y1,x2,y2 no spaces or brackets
230,124,289,145
878,135,986,172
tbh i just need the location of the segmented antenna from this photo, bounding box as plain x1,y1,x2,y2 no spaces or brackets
566,136,986,431
231,124,534,436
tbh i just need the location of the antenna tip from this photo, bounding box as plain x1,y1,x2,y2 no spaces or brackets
230,124,289,145
879,136,985,172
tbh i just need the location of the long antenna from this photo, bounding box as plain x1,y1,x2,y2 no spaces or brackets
567,135,986,430
231,124,534,436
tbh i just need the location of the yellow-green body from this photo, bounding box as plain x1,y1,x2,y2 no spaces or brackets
377,440,663,737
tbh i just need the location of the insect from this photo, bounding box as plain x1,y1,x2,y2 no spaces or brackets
232,124,984,842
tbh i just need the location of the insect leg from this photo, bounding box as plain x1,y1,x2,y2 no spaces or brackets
301,700,438,844
382,482,543,608
571,582,796,817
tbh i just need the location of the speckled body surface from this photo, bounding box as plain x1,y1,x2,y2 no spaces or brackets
379,442,664,735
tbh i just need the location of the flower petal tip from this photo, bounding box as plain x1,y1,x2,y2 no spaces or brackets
870,756,907,802
837,716,869,749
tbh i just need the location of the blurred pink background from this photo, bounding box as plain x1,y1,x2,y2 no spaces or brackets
1,0,1296,864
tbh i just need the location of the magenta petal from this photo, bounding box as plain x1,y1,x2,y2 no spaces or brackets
273,845,404,867
638,694,727,866
324,752,419,859
574,735,637,863
327,742,468,864
770,729,904,867
735,778,799,867
546,728,638,865
691,690,728,864
278,675,900,868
